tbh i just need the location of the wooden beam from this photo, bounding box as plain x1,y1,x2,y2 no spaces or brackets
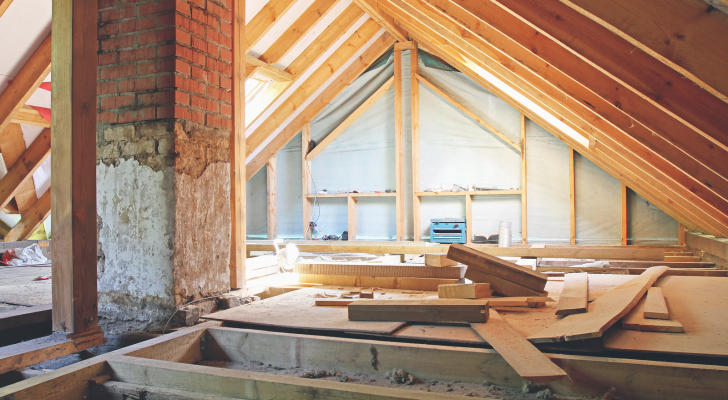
5,189,50,242
246,19,383,157
569,147,575,245
348,299,490,323
351,0,409,42
306,76,394,161
394,44,404,241
293,262,464,278
0,0,12,19
677,223,686,246
0,330,104,375
245,31,395,180
0,304,51,332
520,113,527,244
555,272,588,315
0,124,46,217
51,0,99,334
286,4,366,78
417,74,520,151
302,123,312,239
229,0,246,289
266,156,277,240
411,42,421,242
245,0,297,53
0,32,51,135
465,193,472,244
259,0,338,65
643,287,669,320
245,55,292,81
11,106,50,128
347,195,356,240
622,183,628,246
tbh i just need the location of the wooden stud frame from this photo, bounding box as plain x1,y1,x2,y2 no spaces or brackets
521,113,527,244
302,123,313,239
230,0,246,288
267,156,277,240
411,42,422,241
622,183,628,246
570,147,576,246
394,45,405,241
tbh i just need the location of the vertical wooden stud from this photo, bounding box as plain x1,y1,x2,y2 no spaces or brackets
51,0,99,334
569,147,575,246
622,183,628,246
520,113,527,244
267,156,277,240
348,195,356,241
411,43,421,242
465,194,473,244
678,223,686,246
302,123,312,239
230,0,246,288
394,45,404,241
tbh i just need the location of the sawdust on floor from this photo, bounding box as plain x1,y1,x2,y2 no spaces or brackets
0,266,52,306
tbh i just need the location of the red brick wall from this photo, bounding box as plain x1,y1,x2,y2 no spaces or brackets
97,0,232,131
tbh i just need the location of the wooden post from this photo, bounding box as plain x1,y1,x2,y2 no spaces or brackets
348,195,356,240
302,123,312,239
51,0,99,334
267,156,277,240
394,45,404,241
411,43,421,242
622,183,628,246
230,0,246,288
678,223,686,246
465,194,473,244
520,113,527,244
569,147,575,246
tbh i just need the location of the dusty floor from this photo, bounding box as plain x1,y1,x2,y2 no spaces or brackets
198,360,605,400
0,265,52,306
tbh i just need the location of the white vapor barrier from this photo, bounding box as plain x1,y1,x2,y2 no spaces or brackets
246,49,677,243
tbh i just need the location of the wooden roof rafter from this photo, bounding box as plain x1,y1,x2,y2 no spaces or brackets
246,0,298,53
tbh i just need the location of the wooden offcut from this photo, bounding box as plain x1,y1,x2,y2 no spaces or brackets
293,262,465,279
643,287,669,320
622,296,684,333
555,272,588,315
348,299,489,323
438,283,491,299
488,297,554,307
465,268,547,297
297,274,459,291
425,253,458,267
471,310,567,383
447,243,547,292
528,266,669,343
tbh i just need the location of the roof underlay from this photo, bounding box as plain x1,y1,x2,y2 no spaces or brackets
244,0,728,238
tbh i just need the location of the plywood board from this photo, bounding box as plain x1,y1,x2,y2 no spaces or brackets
448,244,547,291
604,276,728,357
643,287,669,319
297,274,459,291
438,283,491,299
348,299,490,323
424,253,458,267
622,296,683,333
528,266,669,343
293,262,465,279
471,310,567,383
203,288,405,335
555,273,588,315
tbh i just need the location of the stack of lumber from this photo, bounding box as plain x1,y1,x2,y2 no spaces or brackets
447,244,548,296
621,286,684,332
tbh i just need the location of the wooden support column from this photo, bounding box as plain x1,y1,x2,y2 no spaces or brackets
302,123,313,239
569,147,575,246
465,194,473,244
678,223,686,246
348,196,356,240
411,43,421,242
394,44,404,241
230,0,246,288
267,156,277,240
520,113,527,244
51,0,99,334
622,183,628,246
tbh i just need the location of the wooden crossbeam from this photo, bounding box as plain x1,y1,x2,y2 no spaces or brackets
246,19,383,157
245,55,292,81
416,74,520,151
11,106,50,128
0,128,50,212
0,32,51,135
351,0,409,42
259,0,339,65
245,0,297,53
245,31,396,180
306,76,394,161
5,189,50,242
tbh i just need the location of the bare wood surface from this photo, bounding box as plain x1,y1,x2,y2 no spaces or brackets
11,106,50,127
448,243,547,292
297,274,459,291
643,287,669,319
5,189,51,242
438,283,491,299
394,46,404,241
0,304,52,331
555,272,588,316
245,0,296,53
471,310,567,383
267,157,277,239
229,0,245,289
293,262,465,279
0,331,104,375
622,295,683,333
348,299,490,323
411,43,421,241
425,253,457,267
0,127,50,212
464,268,548,297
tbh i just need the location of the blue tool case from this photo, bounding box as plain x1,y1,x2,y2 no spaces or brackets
430,218,466,244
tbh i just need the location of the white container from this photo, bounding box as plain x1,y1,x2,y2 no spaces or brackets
498,221,512,248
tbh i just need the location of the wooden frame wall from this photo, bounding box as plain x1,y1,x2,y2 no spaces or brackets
230,0,246,288
302,123,313,239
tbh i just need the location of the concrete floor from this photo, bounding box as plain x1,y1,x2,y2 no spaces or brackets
0,265,52,306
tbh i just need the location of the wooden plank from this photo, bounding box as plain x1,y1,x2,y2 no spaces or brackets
678,223,686,246
93,381,240,400
302,123,312,239
245,54,292,81
0,304,51,331
488,297,553,307
229,0,245,289
686,232,728,260
0,331,104,375
643,287,669,320
297,274,459,291
347,195,356,240
394,45,404,241
11,106,50,128
416,74,520,151
5,189,50,242
448,243,548,292
471,310,567,383
529,266,669,343
51,0,98,334
286,4,365,77
411,42,422,242
351,0,408,42
604,260,714,269
348,299,490,323
569,147,575,245
621,183,628,246
622,295,683,333
465,194,472,244
438,283,491,299
424,253,457,267
315,299,356,306
0,32,51,134
664,256,702,262
306,77,394,161
520,113,527,244
0,124,47,215
466,269,547,297
555,272,588,316
245,0,296,53
417,190,522,196
293,262,464,278
267,157,277,239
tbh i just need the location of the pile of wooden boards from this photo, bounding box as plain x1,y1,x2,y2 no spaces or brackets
447,243,548,296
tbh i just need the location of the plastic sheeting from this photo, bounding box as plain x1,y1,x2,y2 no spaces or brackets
246,48,677,244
